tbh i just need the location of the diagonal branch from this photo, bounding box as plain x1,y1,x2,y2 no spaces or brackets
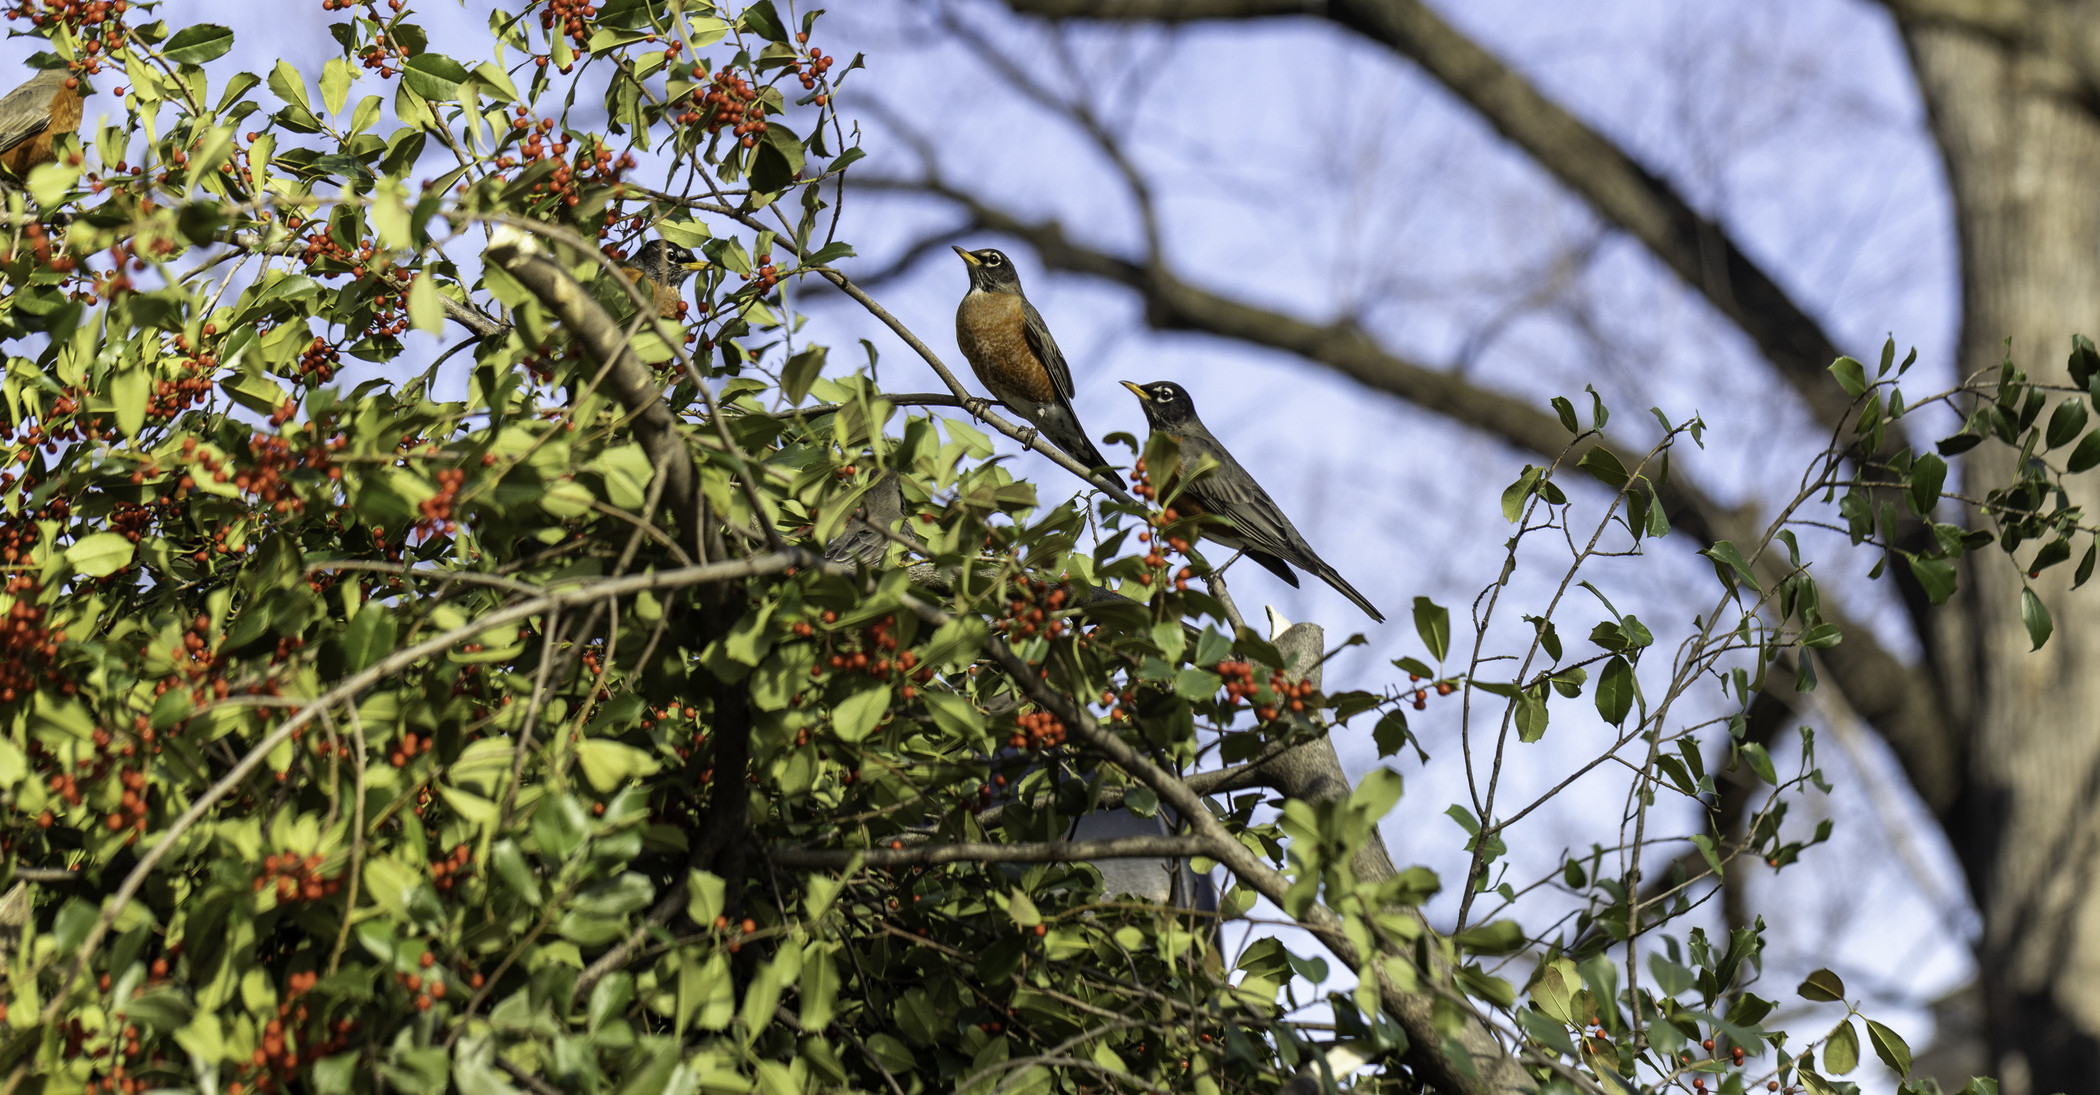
1004,0,1855,436
873,183,1964,812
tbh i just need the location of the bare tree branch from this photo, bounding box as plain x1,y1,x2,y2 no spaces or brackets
1004,0,1855,436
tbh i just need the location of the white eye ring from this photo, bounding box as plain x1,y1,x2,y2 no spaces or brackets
984,253,1004,266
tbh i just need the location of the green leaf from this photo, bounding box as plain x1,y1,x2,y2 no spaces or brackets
782,346,825,404
2071,334,2100,390
1594,655,1633,726
1576,446,1628,489
112,364,147,439
407,272,444,334
268,60,314,118
66,532,134,577
1551,396,1579,433
1740,742,1778,785
1824,1018,1859,1075
1801,623,1843,649
576,740,661,792
165,24,236,65
338,604,398,673
2047,399,2089,449
1906,452,1945,516
1797,968,1847,1002
1451,920,1523,956
2070,429,2100,474
1701,540,1763,594
1514,688,1548,742
832,685,891,742
2022,587,2053,650
320,57,354,115
1906,553,1958,604
1500,466,1540,523
402,54,473,102
1865,1018,1912,1076
1411,597,1450,662
1829,355,1867,398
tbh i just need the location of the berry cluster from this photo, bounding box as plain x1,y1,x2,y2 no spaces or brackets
0,575,66,703
430,841,473,894
804,611,932,697
393,949,449,1010
539,0,597,56
234,432,316,515
990,577,1070,640
150,331,223,420
253,850,342,904
1215,660,1318,723
229,989,358,1095
4,0,128,75
1008,708,1065,750
1403,671,1454,711
388,730,433,768
296,334,341,383
416,467,465,536
681,66,765,148
744,249,780,295
792,33,837,105
102,765,148,835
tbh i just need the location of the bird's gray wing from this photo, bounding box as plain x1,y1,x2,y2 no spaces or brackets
1018,297,1077,400
1176,431,1316,569
0,74,60,154
823,473,918,566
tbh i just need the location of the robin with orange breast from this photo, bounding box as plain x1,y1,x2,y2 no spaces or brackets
952,246,1131,499
1123,380,1384,623
0,69,82,185
621,239,709,319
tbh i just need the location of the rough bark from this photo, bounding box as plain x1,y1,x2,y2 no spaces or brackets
1902,16,2100,1093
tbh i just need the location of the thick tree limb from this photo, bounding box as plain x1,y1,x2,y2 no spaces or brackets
1005,0,1854,437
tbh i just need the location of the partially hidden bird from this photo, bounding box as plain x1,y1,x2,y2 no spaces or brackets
1122,380,1384,623
622,239,710,319
0,69,81,184
952,245,1127,489
823,472,921,568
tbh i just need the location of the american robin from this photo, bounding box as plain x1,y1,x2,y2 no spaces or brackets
1122,380,1384,623
622,239,709,318
952,245,1118,474
823,472,921,567
0,69,82,183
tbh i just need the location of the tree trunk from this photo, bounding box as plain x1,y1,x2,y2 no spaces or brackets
1906,20,2100,1094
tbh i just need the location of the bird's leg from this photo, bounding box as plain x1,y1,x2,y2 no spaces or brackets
961,396,993,420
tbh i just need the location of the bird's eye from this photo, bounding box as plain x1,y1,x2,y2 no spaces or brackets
983,253,1004,267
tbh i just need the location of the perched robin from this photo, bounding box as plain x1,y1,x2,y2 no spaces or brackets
0,69,81,184
1122,380,1384,623
823,472,921,567
952,245,1119,474
622,239,709,318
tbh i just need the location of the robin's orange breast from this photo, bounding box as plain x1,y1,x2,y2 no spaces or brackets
956,291,1056,405
0,80,78,180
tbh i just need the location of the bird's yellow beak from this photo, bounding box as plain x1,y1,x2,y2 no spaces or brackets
952,245,981,268
1120,380,1150,401
680,259,710,271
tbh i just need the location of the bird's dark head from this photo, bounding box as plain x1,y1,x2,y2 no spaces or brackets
953,245,1024,295
633,239,710,288
1120,380,1197,427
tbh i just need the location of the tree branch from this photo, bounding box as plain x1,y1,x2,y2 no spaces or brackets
770,834,1209,869
877,188,1962,814
1004,0,1855,436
